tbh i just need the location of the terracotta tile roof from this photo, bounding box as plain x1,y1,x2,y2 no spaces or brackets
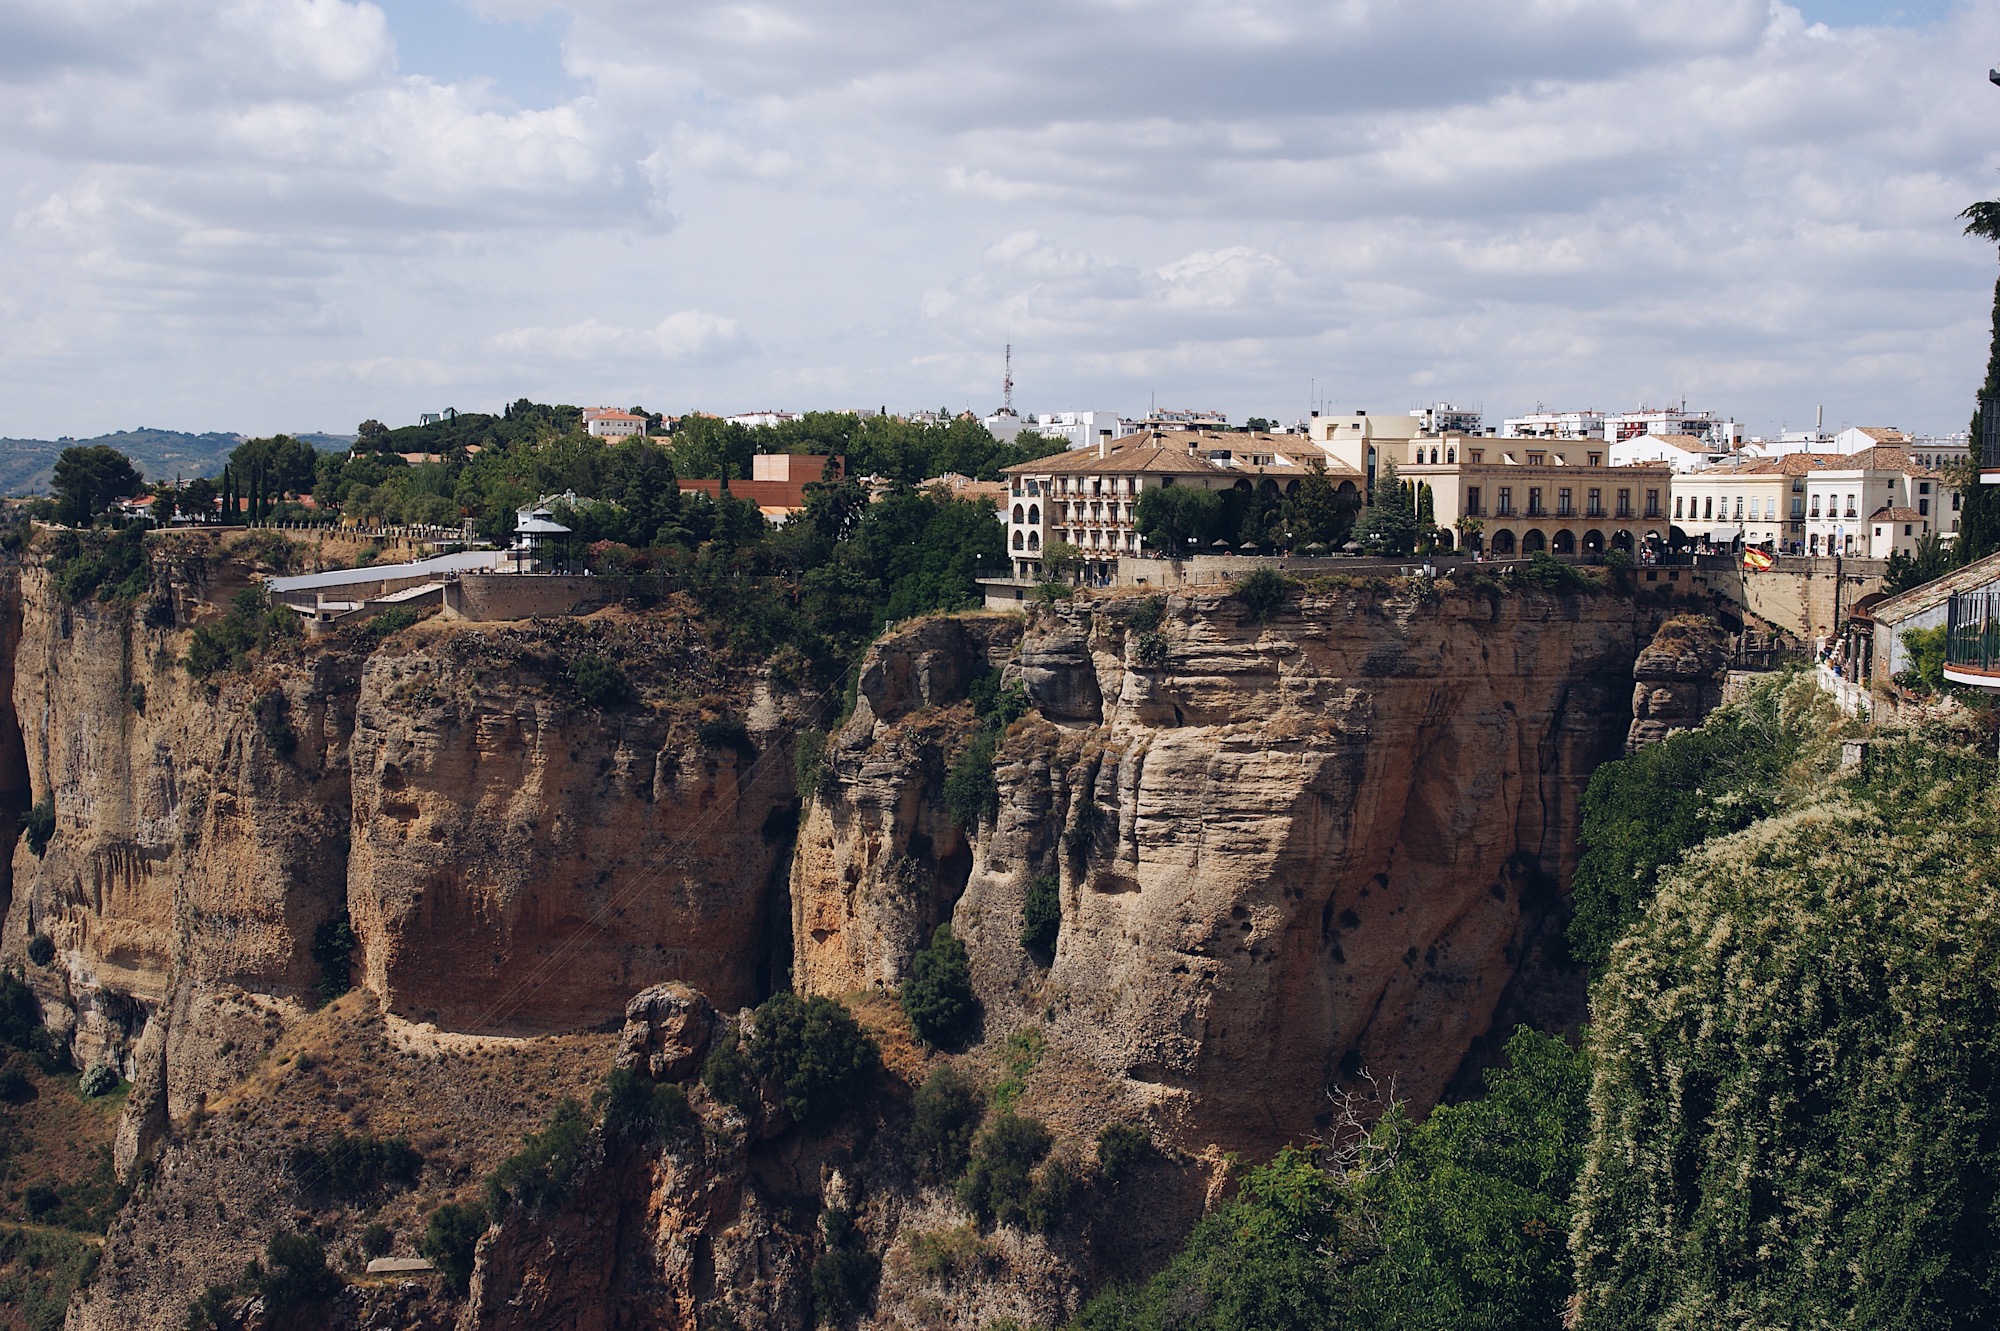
1854,427,1910,443
1002,431,1361,479
1867,506,1926,522
1867,549,2000,624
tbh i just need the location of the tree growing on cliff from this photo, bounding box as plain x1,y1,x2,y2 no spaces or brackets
1568,673,1830,974
420,1201,489,1296
1573,722,2000,1329
901,925,977,1048
742,992,879,1128
51,445,141,528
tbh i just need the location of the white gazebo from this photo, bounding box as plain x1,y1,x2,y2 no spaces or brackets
509,503,573,573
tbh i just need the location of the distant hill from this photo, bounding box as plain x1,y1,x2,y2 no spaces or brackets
0,429,356,495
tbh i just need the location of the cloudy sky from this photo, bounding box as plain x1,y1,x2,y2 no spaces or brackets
1,0,1997,440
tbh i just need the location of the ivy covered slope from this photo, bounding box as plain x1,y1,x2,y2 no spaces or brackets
1574,685,2000,1329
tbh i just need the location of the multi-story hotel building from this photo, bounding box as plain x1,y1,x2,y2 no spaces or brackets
1000,431,1362,580
1318,427,1672,556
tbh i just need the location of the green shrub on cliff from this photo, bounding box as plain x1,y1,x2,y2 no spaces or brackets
907,1064,986,1184
486,1099,592,1212
956,1110,1052,1230
599,1065,695,1143
1568,672,1830,974
1571,723,2000,1330
901,925,976,1049
419,1200,488,1296
21,798,53,857
1020,873,1061,962
256,1232,341,1311
1075,1026,1589,1331
703,993,878,1130
183,588,298,678
310,910,355,1007
47,526,150,605
573,654,632,709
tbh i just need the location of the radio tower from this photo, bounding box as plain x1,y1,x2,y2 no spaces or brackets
1001,344,1016,416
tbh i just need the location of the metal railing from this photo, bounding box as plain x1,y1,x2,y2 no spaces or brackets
1946,589,2000,673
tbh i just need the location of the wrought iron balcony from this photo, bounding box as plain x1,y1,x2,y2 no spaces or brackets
1944,589,2000,687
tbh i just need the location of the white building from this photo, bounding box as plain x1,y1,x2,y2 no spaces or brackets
1603,408,1742,450
1502,409,1606,440
1414,402,1483,434
1611,433,1725,473
1020,410,1133,451
584,408,648,438
1798,446,1960,557
982,409,1025,443
725,411,803,429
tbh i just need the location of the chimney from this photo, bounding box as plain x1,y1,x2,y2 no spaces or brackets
1098,431,1110,459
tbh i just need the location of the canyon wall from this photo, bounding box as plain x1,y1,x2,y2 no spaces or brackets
0,534,1705,1329
795,579,1657,1155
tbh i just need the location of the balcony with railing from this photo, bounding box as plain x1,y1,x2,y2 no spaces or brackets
1945,589,2000,687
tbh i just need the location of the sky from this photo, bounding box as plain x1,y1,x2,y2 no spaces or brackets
1,0,1998,441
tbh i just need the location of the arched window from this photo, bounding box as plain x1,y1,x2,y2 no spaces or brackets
1012,530,1024,550
1446,448,1455,463
1028,504,1040,524
1013,504,1025,523
1028,531,1041,550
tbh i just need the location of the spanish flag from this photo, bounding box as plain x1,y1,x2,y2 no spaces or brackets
1742,548,1774,571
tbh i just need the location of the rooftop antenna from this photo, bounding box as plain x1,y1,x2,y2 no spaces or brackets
1003,344,1015,416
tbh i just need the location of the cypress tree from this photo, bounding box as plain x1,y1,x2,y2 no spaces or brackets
1954,204,2000,563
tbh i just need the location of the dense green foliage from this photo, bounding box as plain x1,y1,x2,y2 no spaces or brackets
256,1232,341,1310
486,1098,593,1211
183,588,300,678
51,445,142,527
907,1064,987,1184
286,1129,421,1197
310,909,355,1007
956,1110,1055,1230
1076,1027,1590,1331
1020,873,1061,962
1567,672,1829,973
1882,530,1956,594
46,526,150,604
1233,567,1290,622
420,1200,489,1296
1095,1122,1150,1188
1898,624,1949,694
0,1227,100,1331
598,1066,695,1142
572,654,632,709
944,672,1028,831
1352,460,1419,556
21,797,54,857
811,1206,881,1324
901,925,977,1048
703,992,878,1129
1573,720,2000,1329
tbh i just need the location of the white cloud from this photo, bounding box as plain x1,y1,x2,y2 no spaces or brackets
0,0,1996,438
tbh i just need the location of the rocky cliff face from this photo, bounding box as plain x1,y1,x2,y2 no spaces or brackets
796,579,1655,1156
0,535,1696,1330
346,614,802,1034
